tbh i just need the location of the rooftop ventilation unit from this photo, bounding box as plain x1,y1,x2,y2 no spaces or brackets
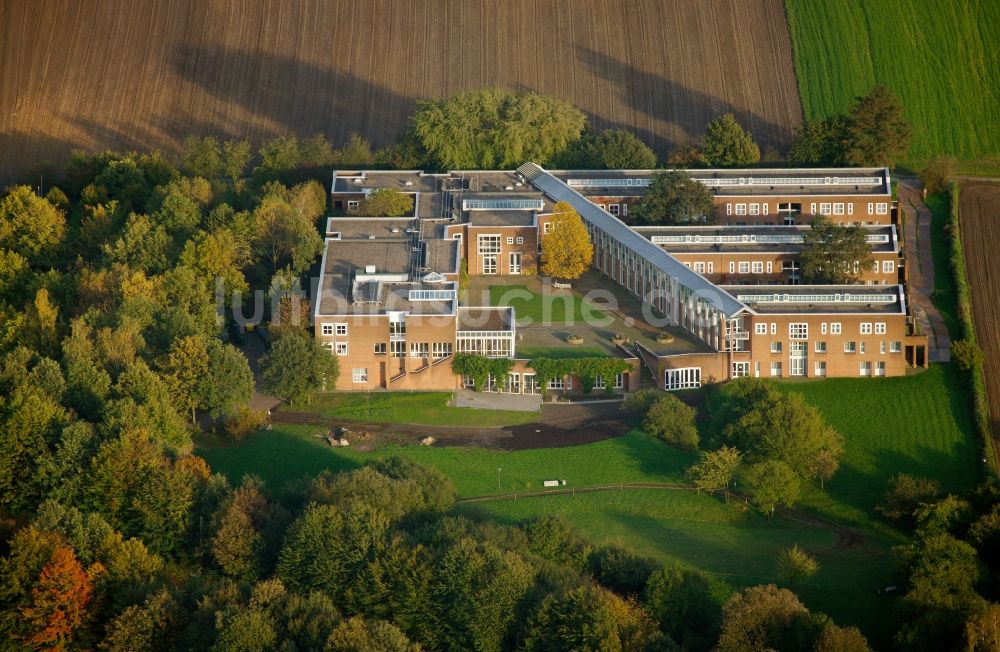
504,185,514,190
368,235,376,240
404,181,413,186
365,265,376,274
353,177,364,184
391,228,400,233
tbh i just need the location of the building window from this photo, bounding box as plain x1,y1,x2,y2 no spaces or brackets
876,203,888,215
478,235,501,254
664,367,701,391
321,324,333,336
506,237,514,245
347,200,359,212
410,342,429,358
770,362,782,377
762,203,770,215
770,322,777,335
726,203,732,216
548,377,565,390
390,341,406,358
609,204,620,215
860,361,872,376
860,323,873,335
815,341,827,353
815,361,827,376
833,203,845,215
335,323,348,336
335,343,348,356
516,236,524,244
622,203,628,216
883,260,895,273
729,262,736,274
789,323,808,339
875,322,886,335
890,341,902,353
374,343,386,355
752,261,764,274
389,321,406,337
543,223,552,234
848,203,854,215
830,322,842,335
732,362,750,378
694,262,705,273
738,262,750,274
821,322,828,335
819,202,831,215
735,204,747,215
614,373,625,389
844,341,857,353
352,368,368,383
771,341,783,354
880,341,886,354
876,361,886,376
432,342,452,358
749,203,759,215
867,202,874,215
707,262,714,273
860,341,867,354
755,323,767,335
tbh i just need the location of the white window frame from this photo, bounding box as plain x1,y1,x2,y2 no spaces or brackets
755,323,767,335
867,202,875,215
844,341,857,353
735,203,747,216
707,262,714,274
732,362,750,378
815,341,827,353
883,260,895,273
374,343,387,355
890,341,902,353
548,376,565,390
860,361,872,376
664,367,701,391
543,222,552,234
752,261,764,274
766,261,773,274
821,322,828,335
814,361,827,376
477,234,501,254
351,368,368,383
860,323,873,335
875,322,886,335
820,202,832,215
833,203,845,215
848,203,854,215
608,204,620,216
335,342,349,356
347,200,359,212
876,202,888,215
726,203,732,216
771,341,783,354
738,261,750,274
830,322,842,335
694,262,706,274
335,323,348,336
515,236,524,244
506,236,514,245
789,323,808,340
770,322,777,335
770,361,782,377
729,262,736,274
749,203,760,216
321,323,334,336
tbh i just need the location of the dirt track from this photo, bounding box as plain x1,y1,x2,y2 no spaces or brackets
0,0,802,182
274,400,629,450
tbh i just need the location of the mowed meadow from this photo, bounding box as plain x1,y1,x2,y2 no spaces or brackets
0,0,802,182
785,0,1000,170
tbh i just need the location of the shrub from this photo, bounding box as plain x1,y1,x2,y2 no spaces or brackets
588,545,659,596
642,394,699,451
919,155,957,194
623,389,659,420
223,406,269,440
950,339,983,373
776,545,819,585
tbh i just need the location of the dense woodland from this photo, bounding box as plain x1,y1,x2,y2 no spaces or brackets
0,89,995,650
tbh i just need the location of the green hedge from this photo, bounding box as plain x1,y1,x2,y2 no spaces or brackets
452,354,514,391
946,183,997,476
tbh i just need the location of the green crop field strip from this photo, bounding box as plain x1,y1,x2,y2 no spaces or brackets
785,0,1000,170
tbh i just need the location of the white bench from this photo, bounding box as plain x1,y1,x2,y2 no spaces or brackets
552,282,571,289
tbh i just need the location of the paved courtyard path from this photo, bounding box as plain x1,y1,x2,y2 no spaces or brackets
898,178,951,362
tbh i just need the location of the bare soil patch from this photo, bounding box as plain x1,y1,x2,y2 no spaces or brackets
272,400,629,451
1,0,802,182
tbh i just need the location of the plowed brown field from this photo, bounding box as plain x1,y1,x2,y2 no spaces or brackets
959,183,1000,441
0,0,801,182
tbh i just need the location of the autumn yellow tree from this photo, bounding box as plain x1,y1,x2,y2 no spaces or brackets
540,202,593,280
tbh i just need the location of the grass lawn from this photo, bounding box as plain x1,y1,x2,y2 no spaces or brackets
461,489,898,643
785,0,1000,170
926,192,962,340
197,427,697,496
281,392,537,427
775,364,979,526
489,284,594,324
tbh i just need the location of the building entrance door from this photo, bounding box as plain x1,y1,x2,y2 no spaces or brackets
509,252,521,274
789,342,807,376
483,255,497,275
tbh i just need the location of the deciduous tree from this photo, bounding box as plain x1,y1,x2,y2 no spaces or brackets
560,129,657,169
687,446,743,501
158,334,210,423
18,545,95,650
776,545,819,585
800,217,874,284
842,85,912,167
717,584,814,652
631,170,715,225
540,202,593,280
0,185,66,262
642,394,699,451
702,114,761,167
259,332,339,404
743,460,801,517
409,88,587,169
